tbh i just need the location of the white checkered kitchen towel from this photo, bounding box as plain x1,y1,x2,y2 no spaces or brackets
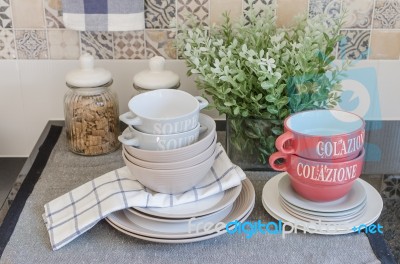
61,0,145,31
43,143,246,250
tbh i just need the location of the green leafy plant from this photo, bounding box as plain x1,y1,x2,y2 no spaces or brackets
176,6,348,165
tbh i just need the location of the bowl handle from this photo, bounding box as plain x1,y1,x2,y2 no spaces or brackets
119,112,142,126
118,134,140,147
195,96,209,110
269,152,288,171
199,124,208,134
275,131,295,154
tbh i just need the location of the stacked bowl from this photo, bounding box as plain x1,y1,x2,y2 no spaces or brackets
269,110,366,202
118,89,217,194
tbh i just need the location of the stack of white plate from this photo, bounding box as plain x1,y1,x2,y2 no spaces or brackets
105,178,255,243
262,173,383,235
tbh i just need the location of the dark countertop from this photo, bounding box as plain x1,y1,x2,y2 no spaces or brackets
0,120,398,263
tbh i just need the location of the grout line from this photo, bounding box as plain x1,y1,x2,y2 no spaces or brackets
368,0,377,59
144,29,148,59
342,28,375,31
336,0,344,59
8,0,18,60
41,0,50,60
207,0,210,26
111,31,115,60
78,31,83,57
173,0,178,61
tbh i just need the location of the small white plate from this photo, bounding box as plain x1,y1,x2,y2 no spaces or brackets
262,173,383,235
280,196,367,217
132,183,242,219
106,179,255,239
279,198,367,223
280,197,367,220
278,174,367,213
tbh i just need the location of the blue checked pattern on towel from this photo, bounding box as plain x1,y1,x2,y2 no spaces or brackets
43,143,246,250
61,0,145,31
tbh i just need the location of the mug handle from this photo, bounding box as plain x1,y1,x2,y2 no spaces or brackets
275,131,295,154
119,112,142,126
269,152,288,171
199,124,208,134
195,96,209,110
118,134,140,146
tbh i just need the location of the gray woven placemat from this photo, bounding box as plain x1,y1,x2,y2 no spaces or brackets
0,130,380,264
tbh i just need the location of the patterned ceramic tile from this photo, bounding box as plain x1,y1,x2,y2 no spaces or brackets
113,31,146,59
0,0,13,28
145,30,176,59
48,0,62,11
370,30,400,59
11,0,45,28
243,0,274,23
0,29,16,59
342,0,374,29
276,0,308,27
15,30,48,59
44,0,64,28
81,32,113,59
48,30,80,59
244,0,274,12
338,30,370,59
210,0,242,25
145,0,176,29
177,0,209,26
309,0,341,18
373,0,400,29
382,175,400,199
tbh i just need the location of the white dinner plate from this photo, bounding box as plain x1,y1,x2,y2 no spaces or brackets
262,173,383,235
132,183,242,219
280,195,367,217
124,204,234,233
107,178,255,239
127,206,227,223
278,174,367,213
105,205,254,244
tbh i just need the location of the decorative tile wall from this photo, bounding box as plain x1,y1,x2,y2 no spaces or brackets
338,30,371,60
308,0,341,19
48,30,79,59
113,31,146,59
0,29,16,59
15,30,48,59
0,0,399,60
342,0,374,29
0,0,13,28
177,0,210,26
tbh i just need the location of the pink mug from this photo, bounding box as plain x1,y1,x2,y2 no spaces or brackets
275,110,365,161
269,148,365,185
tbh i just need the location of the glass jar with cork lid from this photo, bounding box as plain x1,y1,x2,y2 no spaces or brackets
64,54,120,155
